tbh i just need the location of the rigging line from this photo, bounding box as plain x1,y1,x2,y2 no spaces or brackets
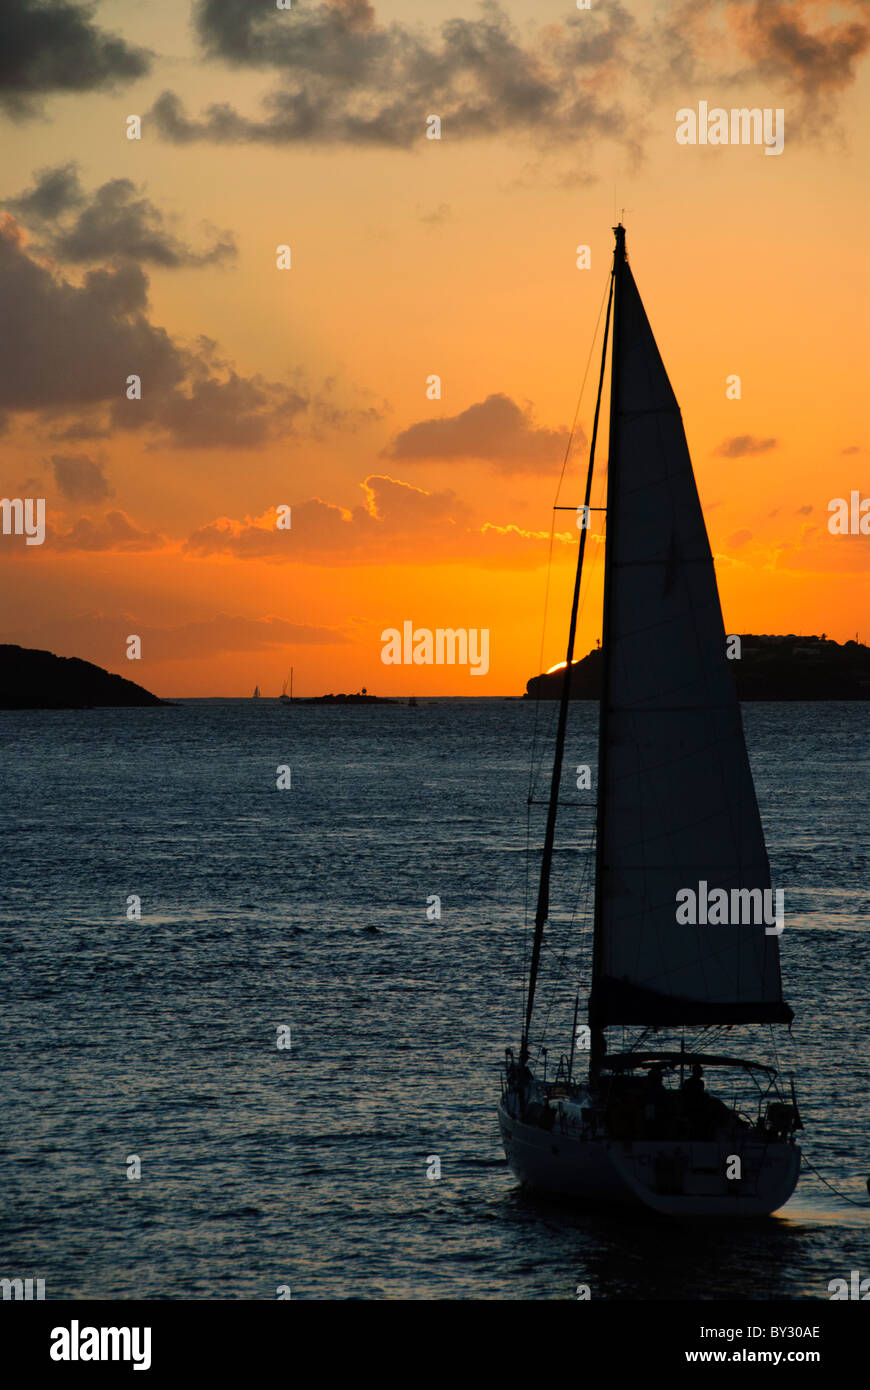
528,268,611,804
799,1158,870,1209
521,781,534,1035
528,492,604,802
522,269,611,1034
531,789,597,1059
523,266,615,1064
537,825,596,1029
532,844,596,1063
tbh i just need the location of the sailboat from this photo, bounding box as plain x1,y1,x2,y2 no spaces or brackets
279,667,294,705
499,225,802,1216
252,685,261,700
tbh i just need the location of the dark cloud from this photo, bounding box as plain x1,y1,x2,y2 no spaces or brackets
146,1,870,156
49,418,113,442
52,178,236,268
640,0,869,125
715,435,778,458
8,162,84,218
0,215,184,413
6,167,237,268
149,1,634,149
796,504,813,515
52,509,164,552
116,371,308,449
0,214,318,448
732,0,870,99
0,0,151,118
384,393,575,472
50,452,111,502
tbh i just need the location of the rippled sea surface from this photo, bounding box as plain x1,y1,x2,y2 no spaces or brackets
0,698,867,1300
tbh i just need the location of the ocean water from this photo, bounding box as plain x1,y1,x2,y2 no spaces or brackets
0,698,867,1301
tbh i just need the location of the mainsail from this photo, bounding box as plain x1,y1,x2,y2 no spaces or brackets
589,230,792,1027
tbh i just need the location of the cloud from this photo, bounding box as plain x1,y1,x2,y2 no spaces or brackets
183,473,570,568
55,184,234,267
0,613,345,666
52,510,165,552
715,435,778,458
796,504,813,516
417,202,452,227
646,0,870,134
8,162,84,218
146,1,870,158
183,476,463,562
0,0,151,118
384,394,575,472
0,215,184,413
49,418,113,442
7,167,237,268
118,370,308,449
727,528,753,548
730,0,870,101
149,1,635,151
774,525,870,574
50,452,111,502
0,215,329,448
139,615,347,660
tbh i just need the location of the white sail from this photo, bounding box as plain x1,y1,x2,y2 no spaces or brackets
591,260,791,1025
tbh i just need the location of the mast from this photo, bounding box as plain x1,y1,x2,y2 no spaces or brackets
520,257,615,1066
290,667,294,700
589,223,625,1078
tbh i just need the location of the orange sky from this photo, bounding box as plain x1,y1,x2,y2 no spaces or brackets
1,0,867,695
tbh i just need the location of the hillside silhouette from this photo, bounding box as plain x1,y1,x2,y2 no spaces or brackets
526,635,870,701
0,645,164,709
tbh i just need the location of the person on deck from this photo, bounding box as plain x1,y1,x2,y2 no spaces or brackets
682,1064,705,1106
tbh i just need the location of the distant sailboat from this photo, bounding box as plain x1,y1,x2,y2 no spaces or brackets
499,225,802,1216
252,685,261,700
279,667,294,705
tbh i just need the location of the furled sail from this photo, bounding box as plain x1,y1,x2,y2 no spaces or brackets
590,249,792,1026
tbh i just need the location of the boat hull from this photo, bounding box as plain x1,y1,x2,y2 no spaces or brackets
498,1102,800,1216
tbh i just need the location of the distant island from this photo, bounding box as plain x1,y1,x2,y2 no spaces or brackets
299,691,396,705
526,635,870,702
0,645,165,709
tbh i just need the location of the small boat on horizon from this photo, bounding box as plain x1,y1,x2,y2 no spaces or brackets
279,667,294,705
252,685,261,700
499,224,802,1217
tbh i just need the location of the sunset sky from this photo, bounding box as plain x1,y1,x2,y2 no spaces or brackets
1,0,867,696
